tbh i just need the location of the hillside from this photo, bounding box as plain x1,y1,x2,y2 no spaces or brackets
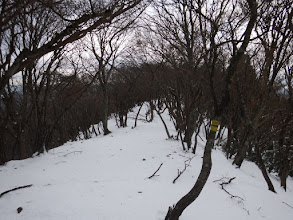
1,108,293,220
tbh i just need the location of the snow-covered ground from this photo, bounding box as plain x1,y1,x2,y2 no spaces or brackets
1,107,293,220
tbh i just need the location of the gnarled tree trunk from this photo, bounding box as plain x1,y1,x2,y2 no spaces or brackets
165,123,218,220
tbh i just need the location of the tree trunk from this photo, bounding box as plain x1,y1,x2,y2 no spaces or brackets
184,107,197,150
255,144,276,193
156,108,172,139
150,100,154,121
192,116,203,154
165,124,217,220
280,164,289,191
225,125,233,158
232,130,250,167
164,0,257,218
119,111,127,128
134,103,144,128
102,89,111,135
0,141,7,165
119,112,124,127
192,126,200,154
184,128,193,150
278,115,291,191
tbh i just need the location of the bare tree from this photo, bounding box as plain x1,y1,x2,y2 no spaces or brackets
0,0,147,164
232,0,293,169
84,18,134,134
146,0,208,151
165,0,257,219
0,0,145,97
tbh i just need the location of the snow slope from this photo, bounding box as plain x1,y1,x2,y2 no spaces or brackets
1,107,293,220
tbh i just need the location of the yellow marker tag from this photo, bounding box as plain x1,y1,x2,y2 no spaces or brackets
212,120,220,126
210,120,220,132
210,125,218,132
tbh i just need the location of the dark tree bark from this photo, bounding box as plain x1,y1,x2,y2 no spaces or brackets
165,126,217,220
102,88,111,135
165,0,257,218
134,102,144,128
155,108,172,139
255,144,276,193
232,130,250,167
278,115,292,191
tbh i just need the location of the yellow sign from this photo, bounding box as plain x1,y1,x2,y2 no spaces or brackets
210,120,220,132
212,120,220,126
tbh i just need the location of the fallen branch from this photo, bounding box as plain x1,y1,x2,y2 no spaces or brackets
243,207,250,215
55,161,66,165
147,163,163,179
217,177,244,202
283,202,293,210
173,157,194,184
220,177,236,185
214,177,250,215
220,184,244,201
0,184,33,198
178,154,189,159
63,151,82,157
213,176,236,184
213,177,227,183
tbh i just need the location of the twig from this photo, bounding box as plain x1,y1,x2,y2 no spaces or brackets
220,177,236,185
63,151,82,157
178,154,189,158
283,202,293,210
55,161,66,165
220,185,244,201
0,184,33,198
213,177,236,184
147,163,163,179
197,134,204,142
214,177,249,215
213,177,227,183
217,177,244,201
173,157,194,184
173,166,187,184
243,208,250,215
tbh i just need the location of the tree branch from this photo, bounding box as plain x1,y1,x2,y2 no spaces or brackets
147,163,163,179
173,157,194,184
0,184,33,198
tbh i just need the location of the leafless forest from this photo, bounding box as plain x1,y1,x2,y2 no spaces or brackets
0,1,292,219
